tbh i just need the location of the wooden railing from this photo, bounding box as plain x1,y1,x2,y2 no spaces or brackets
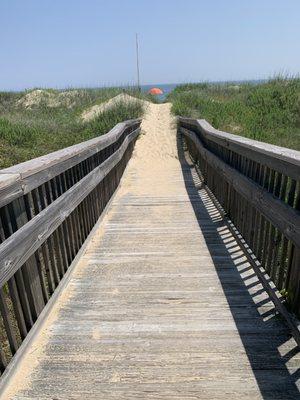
0,118,141,373
179,117,300,319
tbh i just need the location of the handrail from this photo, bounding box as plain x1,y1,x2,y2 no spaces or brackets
0,118,141,374
179,118,300,317
0,119,141,208
181,127,300,247
179,117,300,180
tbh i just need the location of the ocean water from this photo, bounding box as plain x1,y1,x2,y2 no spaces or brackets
140,79,266,102
141,83,178,102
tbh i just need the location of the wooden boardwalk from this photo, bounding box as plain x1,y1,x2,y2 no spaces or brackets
3,104,300,399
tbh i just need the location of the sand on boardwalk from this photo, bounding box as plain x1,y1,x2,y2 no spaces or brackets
132,102,178,195
139,102,177,162
0,101,178,400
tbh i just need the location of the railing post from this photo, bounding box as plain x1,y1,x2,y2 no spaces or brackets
287,247,300,315
179,117,300,321
11,198,45,320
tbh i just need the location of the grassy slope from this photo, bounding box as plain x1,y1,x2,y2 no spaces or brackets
0,88,153,168
167,78,300,150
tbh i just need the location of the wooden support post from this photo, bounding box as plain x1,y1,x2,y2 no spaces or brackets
287,247,300,315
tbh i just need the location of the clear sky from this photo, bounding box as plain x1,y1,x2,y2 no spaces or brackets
1,0,300,90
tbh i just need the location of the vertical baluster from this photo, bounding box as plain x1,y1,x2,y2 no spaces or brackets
80,161,91,237
45,181,65,279
50,178,69,273
284,180,299,293
61,173,77,260
278,179,297,288
56,175,73,265
31,188,55,295
0,218,28,339
256,168,270,263
25,192,49,304
0,289,19,355
262,170,276,272
39,185,60,287
0,342,7,373
268,173,283,283
72,166,84,247
8,198,44,321
68,168,81,251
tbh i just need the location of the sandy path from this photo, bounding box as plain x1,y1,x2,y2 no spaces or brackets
124,102,179,198
138,102,178,162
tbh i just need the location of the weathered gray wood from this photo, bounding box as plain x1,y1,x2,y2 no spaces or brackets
287,248,300,315
0,206,34,330
0,175,23,209
226,217,300,347
25,192,50,303
2,107,299,399
181,128,300,248
0,186,119,396
0,128,140,287
7,277,28,340
0,345,7,373
179,117,300,180
0,289,18,355
11,198,45,320
0,119,141,208
181,117,300,320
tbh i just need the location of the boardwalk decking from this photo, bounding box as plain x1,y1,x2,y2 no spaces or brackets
3,104,300,399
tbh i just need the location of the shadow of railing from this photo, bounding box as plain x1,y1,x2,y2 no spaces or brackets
177,134,300,399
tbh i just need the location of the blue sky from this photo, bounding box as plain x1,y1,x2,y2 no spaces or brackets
0,0,300,90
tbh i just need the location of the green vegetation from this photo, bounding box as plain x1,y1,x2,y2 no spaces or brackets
0,87,151,168
168,77,300,150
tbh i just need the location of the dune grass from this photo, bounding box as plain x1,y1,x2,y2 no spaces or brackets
168,77,300,150
0,87,151,168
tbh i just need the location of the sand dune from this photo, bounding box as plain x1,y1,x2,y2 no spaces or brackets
17,89,83,109
81,93,149,122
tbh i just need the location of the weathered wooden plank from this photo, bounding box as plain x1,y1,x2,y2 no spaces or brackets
0,289,18,355
179,117,300,180
0,120,141,207
0,174,23,211
0,206,34,330
11,198,45,320
1,120,139,179
0,128,140,287
7,277,28,340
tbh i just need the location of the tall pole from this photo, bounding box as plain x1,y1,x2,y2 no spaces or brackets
135,33,141,92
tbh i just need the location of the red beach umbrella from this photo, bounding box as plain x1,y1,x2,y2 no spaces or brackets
148,87,163,95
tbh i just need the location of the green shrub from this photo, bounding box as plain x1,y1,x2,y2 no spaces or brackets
0,118,38,146
168,77,300,149
0,87,146,168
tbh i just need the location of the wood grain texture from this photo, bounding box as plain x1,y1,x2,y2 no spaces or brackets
2,104,300,399
0,175,23,209
179,117,300,180
0,119,141,208
0,128,139,287
180,128,300,248
180,118,300,318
